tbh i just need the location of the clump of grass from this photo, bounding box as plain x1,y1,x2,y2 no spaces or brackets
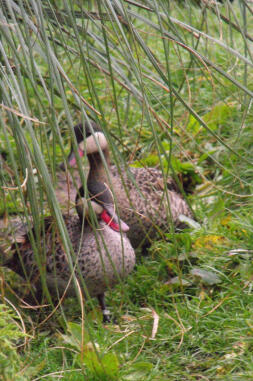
0,301,33,380
1,0,253,379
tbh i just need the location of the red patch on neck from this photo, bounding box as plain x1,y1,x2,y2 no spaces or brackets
100,210,120,232
78,148,84,157
69,157,76,167
69,148,84,167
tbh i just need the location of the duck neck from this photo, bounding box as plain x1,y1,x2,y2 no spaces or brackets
87,149,110,184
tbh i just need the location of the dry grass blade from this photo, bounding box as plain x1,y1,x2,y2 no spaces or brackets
151,308,159,339
107,330,136,351
2,168,28,190
1,104,46,124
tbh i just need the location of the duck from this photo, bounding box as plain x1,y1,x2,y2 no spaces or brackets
1,120,192,250
66,121,193,249
2,172,135,322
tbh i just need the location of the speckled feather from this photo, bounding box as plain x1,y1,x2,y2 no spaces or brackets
100,165,193,248
55,166,192,249
1,163,191,250
6,215,135,298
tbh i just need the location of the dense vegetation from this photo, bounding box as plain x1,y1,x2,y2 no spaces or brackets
0,0,253,379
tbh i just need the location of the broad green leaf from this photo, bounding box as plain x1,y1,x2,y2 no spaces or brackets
78,351,119,380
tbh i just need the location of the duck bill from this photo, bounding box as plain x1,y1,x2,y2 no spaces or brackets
62,147,84,169
101,204,129,233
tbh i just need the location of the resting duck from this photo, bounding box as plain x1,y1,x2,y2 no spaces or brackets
3,174,135,322
68,122,193,249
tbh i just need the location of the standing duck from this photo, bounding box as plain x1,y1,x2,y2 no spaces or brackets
69,122,193,249
3,173,135,322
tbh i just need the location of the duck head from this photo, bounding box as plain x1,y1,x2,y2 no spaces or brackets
75,181,129,233
66,122,108,168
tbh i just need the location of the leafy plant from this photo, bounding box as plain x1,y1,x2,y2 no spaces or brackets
0,302,32,380
60,322,119,380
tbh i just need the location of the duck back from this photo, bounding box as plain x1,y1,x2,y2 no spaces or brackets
109,166,192,248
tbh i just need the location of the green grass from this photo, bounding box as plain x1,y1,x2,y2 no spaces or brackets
1,0,253,379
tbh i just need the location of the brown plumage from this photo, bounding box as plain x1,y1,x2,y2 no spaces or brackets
109,165,192,248
5,213,135,297
3,178,135,322
69,122,193,249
